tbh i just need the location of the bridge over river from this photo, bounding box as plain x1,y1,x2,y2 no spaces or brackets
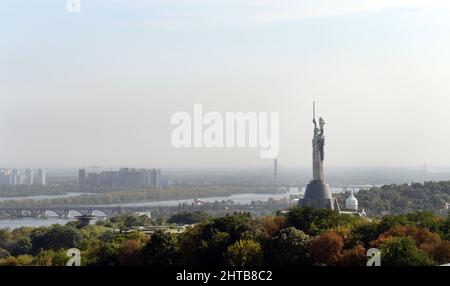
0,206,152,219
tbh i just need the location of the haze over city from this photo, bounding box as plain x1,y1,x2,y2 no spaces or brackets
3,0,450,168
3,0,450,273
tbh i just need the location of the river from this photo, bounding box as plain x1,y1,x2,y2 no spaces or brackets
0,186,359,229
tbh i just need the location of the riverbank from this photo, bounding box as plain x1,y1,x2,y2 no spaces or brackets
0,185,287,208
0,189,297,229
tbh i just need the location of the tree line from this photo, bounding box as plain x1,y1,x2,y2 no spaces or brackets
1,207,450,266
336,181,450,215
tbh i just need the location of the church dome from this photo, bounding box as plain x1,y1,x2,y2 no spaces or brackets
345,190,358,211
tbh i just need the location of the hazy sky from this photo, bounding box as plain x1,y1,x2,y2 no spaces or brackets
2,0,450,169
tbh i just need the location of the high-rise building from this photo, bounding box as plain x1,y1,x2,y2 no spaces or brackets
0,168,21,186
78,169,86,187
25,169,33,185
11,169,21,186
86,172,100,188
137,169,146,187
150,168,162,188
79,167,162,190
36,169,46,185
118,168,130,188
0,169,11,186
100,171,119,188
0,168,48,187
144,169,152,187
127,168,141,188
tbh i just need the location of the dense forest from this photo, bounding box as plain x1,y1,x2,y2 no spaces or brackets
1,207,450,266
336,181,450,216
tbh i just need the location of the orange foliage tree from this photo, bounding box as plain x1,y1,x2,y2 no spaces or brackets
371,225,442,258
310,231,344,266
336,244,367,266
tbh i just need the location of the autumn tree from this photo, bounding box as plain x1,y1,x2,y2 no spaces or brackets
118,239,143,266
310,231,344,266
260,215,285,237
336,245,367,266
371,225,442,258
431,240,450,264
0,255,33,266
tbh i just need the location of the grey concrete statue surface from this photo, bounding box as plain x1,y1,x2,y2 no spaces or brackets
312,115,325,180
299,102,338,211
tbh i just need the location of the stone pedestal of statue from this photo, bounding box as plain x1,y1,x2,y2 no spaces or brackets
301,180,336,210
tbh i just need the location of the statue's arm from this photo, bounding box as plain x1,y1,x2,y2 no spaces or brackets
319,118,325,134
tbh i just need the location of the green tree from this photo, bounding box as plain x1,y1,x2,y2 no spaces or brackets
270,227,311,266
169,211,210,225
32,250,67,266
0,248,10,259
286,207,360,236
205,213,266,242
91,242,121,266
199,230,231,266
177,226,229,267
442,214,450,240
177,213,267,267
0,229,11,245
10,237,32,256
142,230,175,266
30,225,81,254
110,215,143,229
406,211,443,233
380,237,435,266
377,214,410,234
351,222,381,248
137,215,154,227
225,239,263,267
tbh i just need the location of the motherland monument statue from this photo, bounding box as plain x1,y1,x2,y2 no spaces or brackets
299,102,338,211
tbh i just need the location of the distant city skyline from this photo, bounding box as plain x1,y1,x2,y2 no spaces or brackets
78,167,162,190
0,168,46,186
3,1,450,168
